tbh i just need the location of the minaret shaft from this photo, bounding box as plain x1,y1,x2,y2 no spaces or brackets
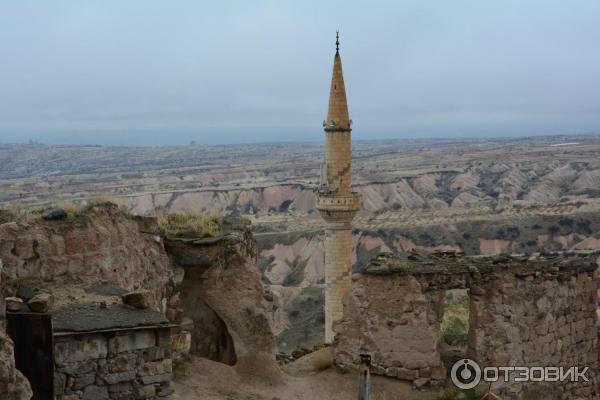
317,35,360,342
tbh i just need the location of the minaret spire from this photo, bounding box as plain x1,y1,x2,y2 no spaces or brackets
336,30,340,53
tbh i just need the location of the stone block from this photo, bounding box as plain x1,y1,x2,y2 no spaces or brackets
108,354,135,373
139,372,172,385
108,331,156,354
134,384,155,399
397,368,418,381
157,329,171,348
42,207,67,221
108,382,132,393
59,361,97,376
55,337,108,365
82,385,109,400
73,373,96,390
413,378,429,390
102,371,136,385
28,292,54,313
137,360,172,377
122,291,152,309
156,382,174,397
54,372,67,395
142,346,164,362
5,297,24,312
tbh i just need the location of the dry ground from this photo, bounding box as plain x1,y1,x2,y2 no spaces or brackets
172,356,442,400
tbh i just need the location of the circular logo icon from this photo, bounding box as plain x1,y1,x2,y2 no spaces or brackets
451,359,482,389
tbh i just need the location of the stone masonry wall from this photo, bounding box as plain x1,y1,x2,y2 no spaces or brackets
334,252,600,398
469,262,599,399
0,204,174,309
333,268,467,389
54,328,172,400
325,227,353,342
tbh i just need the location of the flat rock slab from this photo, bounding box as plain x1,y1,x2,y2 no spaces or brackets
85,282,128,297
53,303,169,333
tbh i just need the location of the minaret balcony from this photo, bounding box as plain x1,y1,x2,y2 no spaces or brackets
315,192,361,223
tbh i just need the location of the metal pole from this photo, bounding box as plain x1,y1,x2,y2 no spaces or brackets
358,354,371,400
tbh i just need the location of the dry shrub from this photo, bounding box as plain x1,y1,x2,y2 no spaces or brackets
1,203,37,223
87,194,117,207
310,347,333,371
156,211,220,238
58,201,79,216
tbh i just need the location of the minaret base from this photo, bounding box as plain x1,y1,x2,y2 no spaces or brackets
324,225,353,342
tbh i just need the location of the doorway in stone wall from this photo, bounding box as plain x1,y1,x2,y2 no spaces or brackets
6,312,54,400
439,288,470,372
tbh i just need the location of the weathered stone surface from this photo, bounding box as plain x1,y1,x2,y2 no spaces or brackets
122,291,151,310
336,251,600,400
333,273,446,377
55,335,108,365
73,373,96,390
413,378,429,390
108,381,132,393
139,373,172,385
0,204,173,311
82,385,108,400
0,329,33,400
53,303,168,333
27,292,54,313
134,384,155,399
0,267,33,400
108,331,156,354
101,371,136,385
5,297,23,312
156,384,174,397
169,229,281,384
54,327,173,398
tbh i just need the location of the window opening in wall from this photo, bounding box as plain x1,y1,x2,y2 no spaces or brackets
439,289,470,372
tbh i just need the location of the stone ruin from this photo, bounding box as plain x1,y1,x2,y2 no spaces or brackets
333,250,600,399
5,285,177,400
0,204,276,400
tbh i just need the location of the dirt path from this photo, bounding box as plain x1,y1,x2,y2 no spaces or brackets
172,357,442,400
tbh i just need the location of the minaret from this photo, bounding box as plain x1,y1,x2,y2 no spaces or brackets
316,32,361,342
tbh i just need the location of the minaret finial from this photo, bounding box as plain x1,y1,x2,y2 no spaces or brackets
336,30,339,53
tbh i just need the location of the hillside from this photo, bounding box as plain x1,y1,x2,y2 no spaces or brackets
4,135,600,351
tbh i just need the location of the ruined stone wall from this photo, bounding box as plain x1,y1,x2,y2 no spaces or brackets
54,328,172,400
469,261,599,399
333,270,467,389
333,252,600,398
0,204,173,308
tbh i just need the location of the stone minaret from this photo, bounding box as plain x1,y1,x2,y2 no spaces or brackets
316,32,361,342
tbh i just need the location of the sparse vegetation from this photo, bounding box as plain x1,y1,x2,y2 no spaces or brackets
0,203,39,223
436,388,481,400
58,201,79,216
156,211,220,238
172,360,187,381
442,299,470,347
283,255,309,286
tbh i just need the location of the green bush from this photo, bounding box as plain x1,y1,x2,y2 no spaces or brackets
442,302,469,347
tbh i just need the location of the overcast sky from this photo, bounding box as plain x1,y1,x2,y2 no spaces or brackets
1,1,599,145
